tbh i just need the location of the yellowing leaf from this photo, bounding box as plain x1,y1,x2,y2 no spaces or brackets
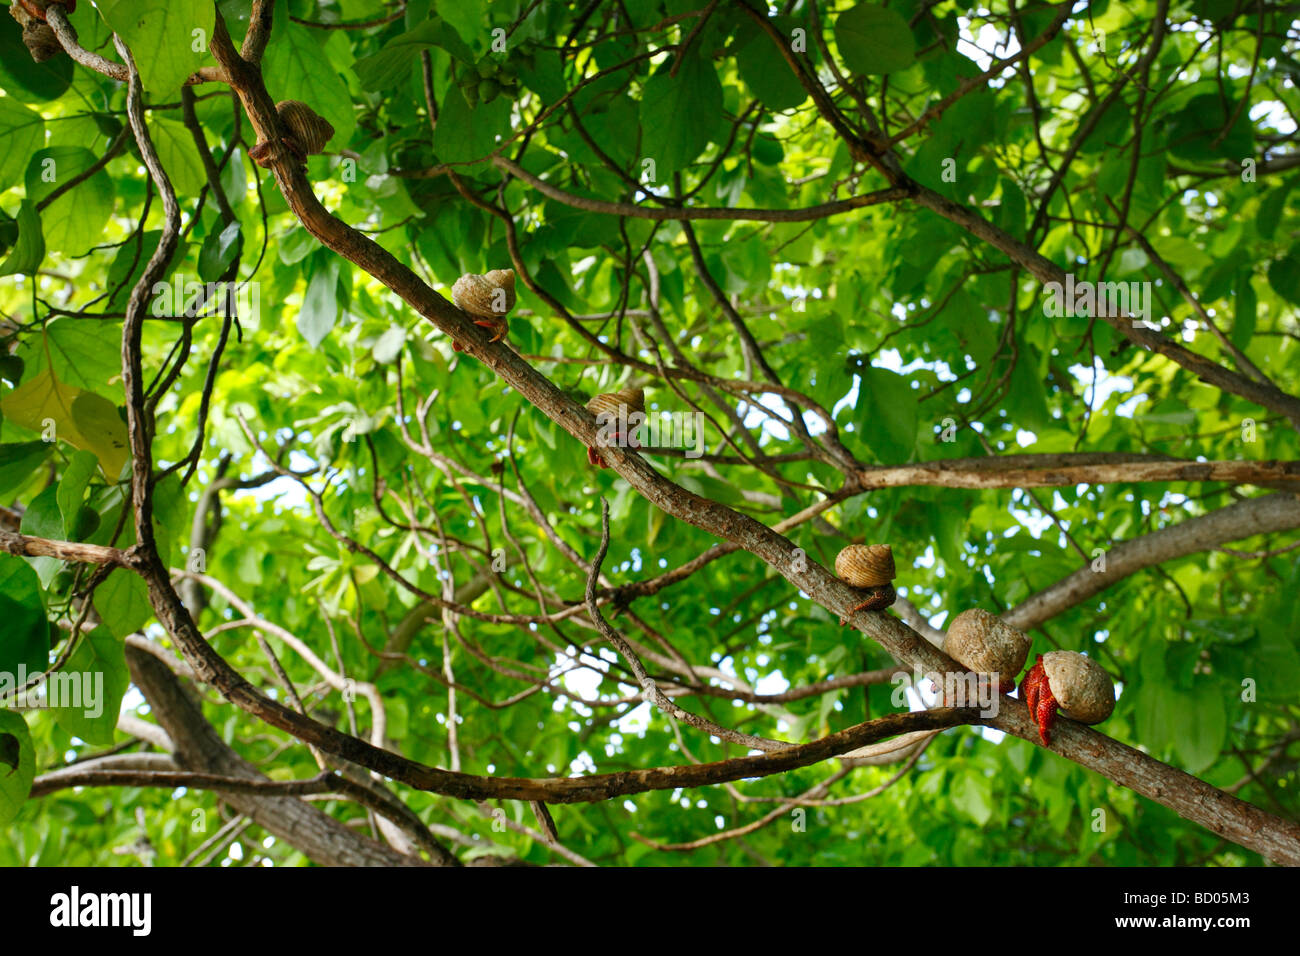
0,368,128,479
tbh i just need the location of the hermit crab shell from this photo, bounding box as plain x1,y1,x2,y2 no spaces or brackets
276,100,334,155
834,544,895,588
22,19,59,60
586,386,645,418
1041,650,1115,724
944,609,1030,679
452,269,517,318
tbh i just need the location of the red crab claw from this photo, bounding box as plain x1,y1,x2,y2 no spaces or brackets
1018,654,1058,745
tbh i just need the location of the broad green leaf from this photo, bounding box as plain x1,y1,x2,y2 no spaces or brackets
0,13,73,102
15,317,121,396
353,17,473,91
298,259,341,347
50,627,129,745
734,20,807,111
1170,687,1226,774
94,0,209,98
835,4,916,75
0,368,129,479
149,116,208,198
24,148,115,258
0,199,44,277
1267,252,1300,306
0,441,51,500
372,326,407,364
0,710,34,827
92,567,154,640
0,97,43,190
199,219,243,282
638,55,724,176
0,554,48,674
262,21,355,152
432,83,511,165
57,450,99,539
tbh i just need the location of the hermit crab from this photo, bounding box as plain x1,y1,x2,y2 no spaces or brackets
585,386,644,467
450,268,515,350
249,100,335,168
834,544,896,624
1019,651,1115,745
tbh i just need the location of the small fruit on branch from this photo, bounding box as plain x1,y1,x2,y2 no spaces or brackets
943,608,1030,695
834,544,896,624
1019,651,1115,746
450,268,515,350
586,386,645,467
248,100,335,168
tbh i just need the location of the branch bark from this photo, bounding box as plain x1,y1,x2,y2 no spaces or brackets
1005,493,1300,630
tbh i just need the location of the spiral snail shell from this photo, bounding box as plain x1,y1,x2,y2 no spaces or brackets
452,269,517,319
276,100,334,156
834,544,895,588
585,386,645,467
586,386,645,419
248,100,334,168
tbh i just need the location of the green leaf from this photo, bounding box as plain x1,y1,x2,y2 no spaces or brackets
262,21,355,152
0,554,48,674
950,770,994,825
1232,271,1255,350
1170,687,1226,774
24,148,115,258
1267,253,1300,306
199,219,243,282
298,259,341,347
733,20,807,111
0,13,73,102
0,368,128,479
1163,93,1254,162
0,97,44,190
50,627,129,746
372,326,407,364
834,3,916,75
149,117,208,198
0,441,52,500
0,710,35,827
94,0,209,98
19,483,64,588
638,55,724,176
57,450,99,539
16,317,122,396
0,199,44,277
1250,630,1300,701
92,567,154,640
1256,184,1291,239
854,366,919,461
353,17,473,91
432,83,511,165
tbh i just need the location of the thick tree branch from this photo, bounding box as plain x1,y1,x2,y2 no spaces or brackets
1005,493,1300,630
